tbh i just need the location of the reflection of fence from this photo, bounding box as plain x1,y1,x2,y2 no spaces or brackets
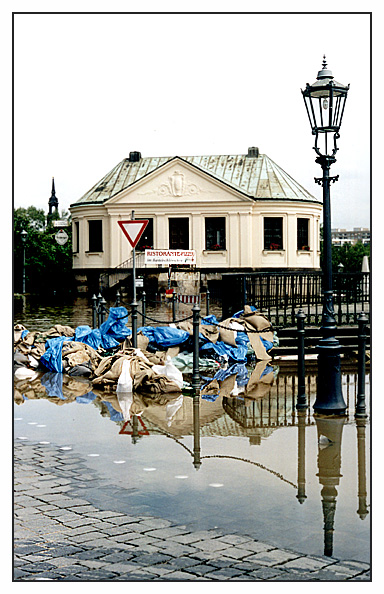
222,271,370,327
222,368,369,431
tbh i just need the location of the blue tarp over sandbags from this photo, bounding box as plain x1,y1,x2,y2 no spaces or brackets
74,307,131,351
138,326,190,349
40,336,73,373
74,326,102,350
40,371,66,398
200,340,248,363
99,307,131,348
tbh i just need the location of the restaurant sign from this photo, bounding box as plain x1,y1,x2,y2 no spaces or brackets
144,249,196,265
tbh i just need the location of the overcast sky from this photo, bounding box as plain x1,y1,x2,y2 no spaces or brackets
12,10,371,229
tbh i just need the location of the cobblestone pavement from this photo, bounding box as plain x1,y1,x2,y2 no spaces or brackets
13,439,371,582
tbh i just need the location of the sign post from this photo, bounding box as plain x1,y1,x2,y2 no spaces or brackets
118,215,148,348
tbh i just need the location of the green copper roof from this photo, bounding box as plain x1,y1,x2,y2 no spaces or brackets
71,151,318,206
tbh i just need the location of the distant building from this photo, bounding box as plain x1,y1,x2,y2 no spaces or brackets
331,227,370,246
69,148,322,294
47,177,59,223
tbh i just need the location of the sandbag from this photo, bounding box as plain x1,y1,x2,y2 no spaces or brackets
116,359,133,392
151,356,183,390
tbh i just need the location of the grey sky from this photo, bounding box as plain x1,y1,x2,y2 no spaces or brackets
13,12,371,229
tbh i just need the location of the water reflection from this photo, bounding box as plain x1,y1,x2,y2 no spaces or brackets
14,366,369,560
356,418,369,521
297,411,307,505
315,416,345,557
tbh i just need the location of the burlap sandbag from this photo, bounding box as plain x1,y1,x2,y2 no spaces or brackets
218,318,237,347
245,361,274,399
177,320,219,344
200,378,220,397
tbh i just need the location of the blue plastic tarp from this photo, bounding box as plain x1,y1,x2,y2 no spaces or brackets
40,372,65,399
40,337,73,373
200,341,248,363
74,307,131,351
103,401,124,423
76,392,98,404
231,306,257,318
99,307,131,342
260,336,274,352
138,326,190,348
210,363,249,385
74,326,102,350
260,364,274,379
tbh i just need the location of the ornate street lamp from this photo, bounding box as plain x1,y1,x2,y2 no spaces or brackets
302,57,349,415
21,229,28,294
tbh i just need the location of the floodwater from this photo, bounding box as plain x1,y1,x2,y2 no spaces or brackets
13,296,371,563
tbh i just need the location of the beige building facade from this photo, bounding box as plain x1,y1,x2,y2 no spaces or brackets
70,149,322,293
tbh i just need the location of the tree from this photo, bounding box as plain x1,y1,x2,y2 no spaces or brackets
14,207,74,295
331,242,370,273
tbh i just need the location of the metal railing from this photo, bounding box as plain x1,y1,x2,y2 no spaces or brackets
222,271,370,327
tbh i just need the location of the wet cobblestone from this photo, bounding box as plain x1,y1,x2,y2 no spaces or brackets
14,439,371,582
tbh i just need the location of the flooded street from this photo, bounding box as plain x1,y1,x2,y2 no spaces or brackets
14,296,370,565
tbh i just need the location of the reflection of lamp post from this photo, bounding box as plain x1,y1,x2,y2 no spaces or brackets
315,415,345,556
131,414,140,444
302,57,349,415
192,394,201,470
296,411,307,504
21,229,27,294
356,418,369,520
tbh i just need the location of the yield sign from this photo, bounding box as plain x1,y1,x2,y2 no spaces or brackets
118,219,148,248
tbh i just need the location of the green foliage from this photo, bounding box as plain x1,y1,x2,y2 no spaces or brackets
321,239,370,273
14,207,74,295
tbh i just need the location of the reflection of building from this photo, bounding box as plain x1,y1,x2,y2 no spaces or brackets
69,148,322,294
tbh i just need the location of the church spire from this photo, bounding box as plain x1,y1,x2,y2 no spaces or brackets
48,177,59,217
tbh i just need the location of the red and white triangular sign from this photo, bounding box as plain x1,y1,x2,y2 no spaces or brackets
118,219,148,248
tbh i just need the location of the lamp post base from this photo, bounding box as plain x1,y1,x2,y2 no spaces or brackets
314,338,347,415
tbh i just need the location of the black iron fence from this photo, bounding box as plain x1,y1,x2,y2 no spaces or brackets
221,271,370,327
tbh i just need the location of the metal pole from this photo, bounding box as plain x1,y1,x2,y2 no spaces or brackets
141,290,146,326
356,312,368,418
115,290,121,307
192,303,200,394
206,287,210,317
296,309,307,410
132,210,136,303
172,291,176,323
313,156,346,415
131,210,138,348
22,244,26,294
99,297,106,326
131,302,138,348
92,294,97,328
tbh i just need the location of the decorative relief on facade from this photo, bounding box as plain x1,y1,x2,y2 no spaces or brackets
138,170,200,197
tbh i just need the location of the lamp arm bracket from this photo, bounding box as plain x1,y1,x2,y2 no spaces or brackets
314,175,339,186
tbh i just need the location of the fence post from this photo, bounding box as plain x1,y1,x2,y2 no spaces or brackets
91,294,98,328
131,301,138,348
172,291,177,323
192,303,201,394
141,291,146,326
206,287,210,317
355,312,368,418
115,290,121,307
99,297,107,327
296,309,307,410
